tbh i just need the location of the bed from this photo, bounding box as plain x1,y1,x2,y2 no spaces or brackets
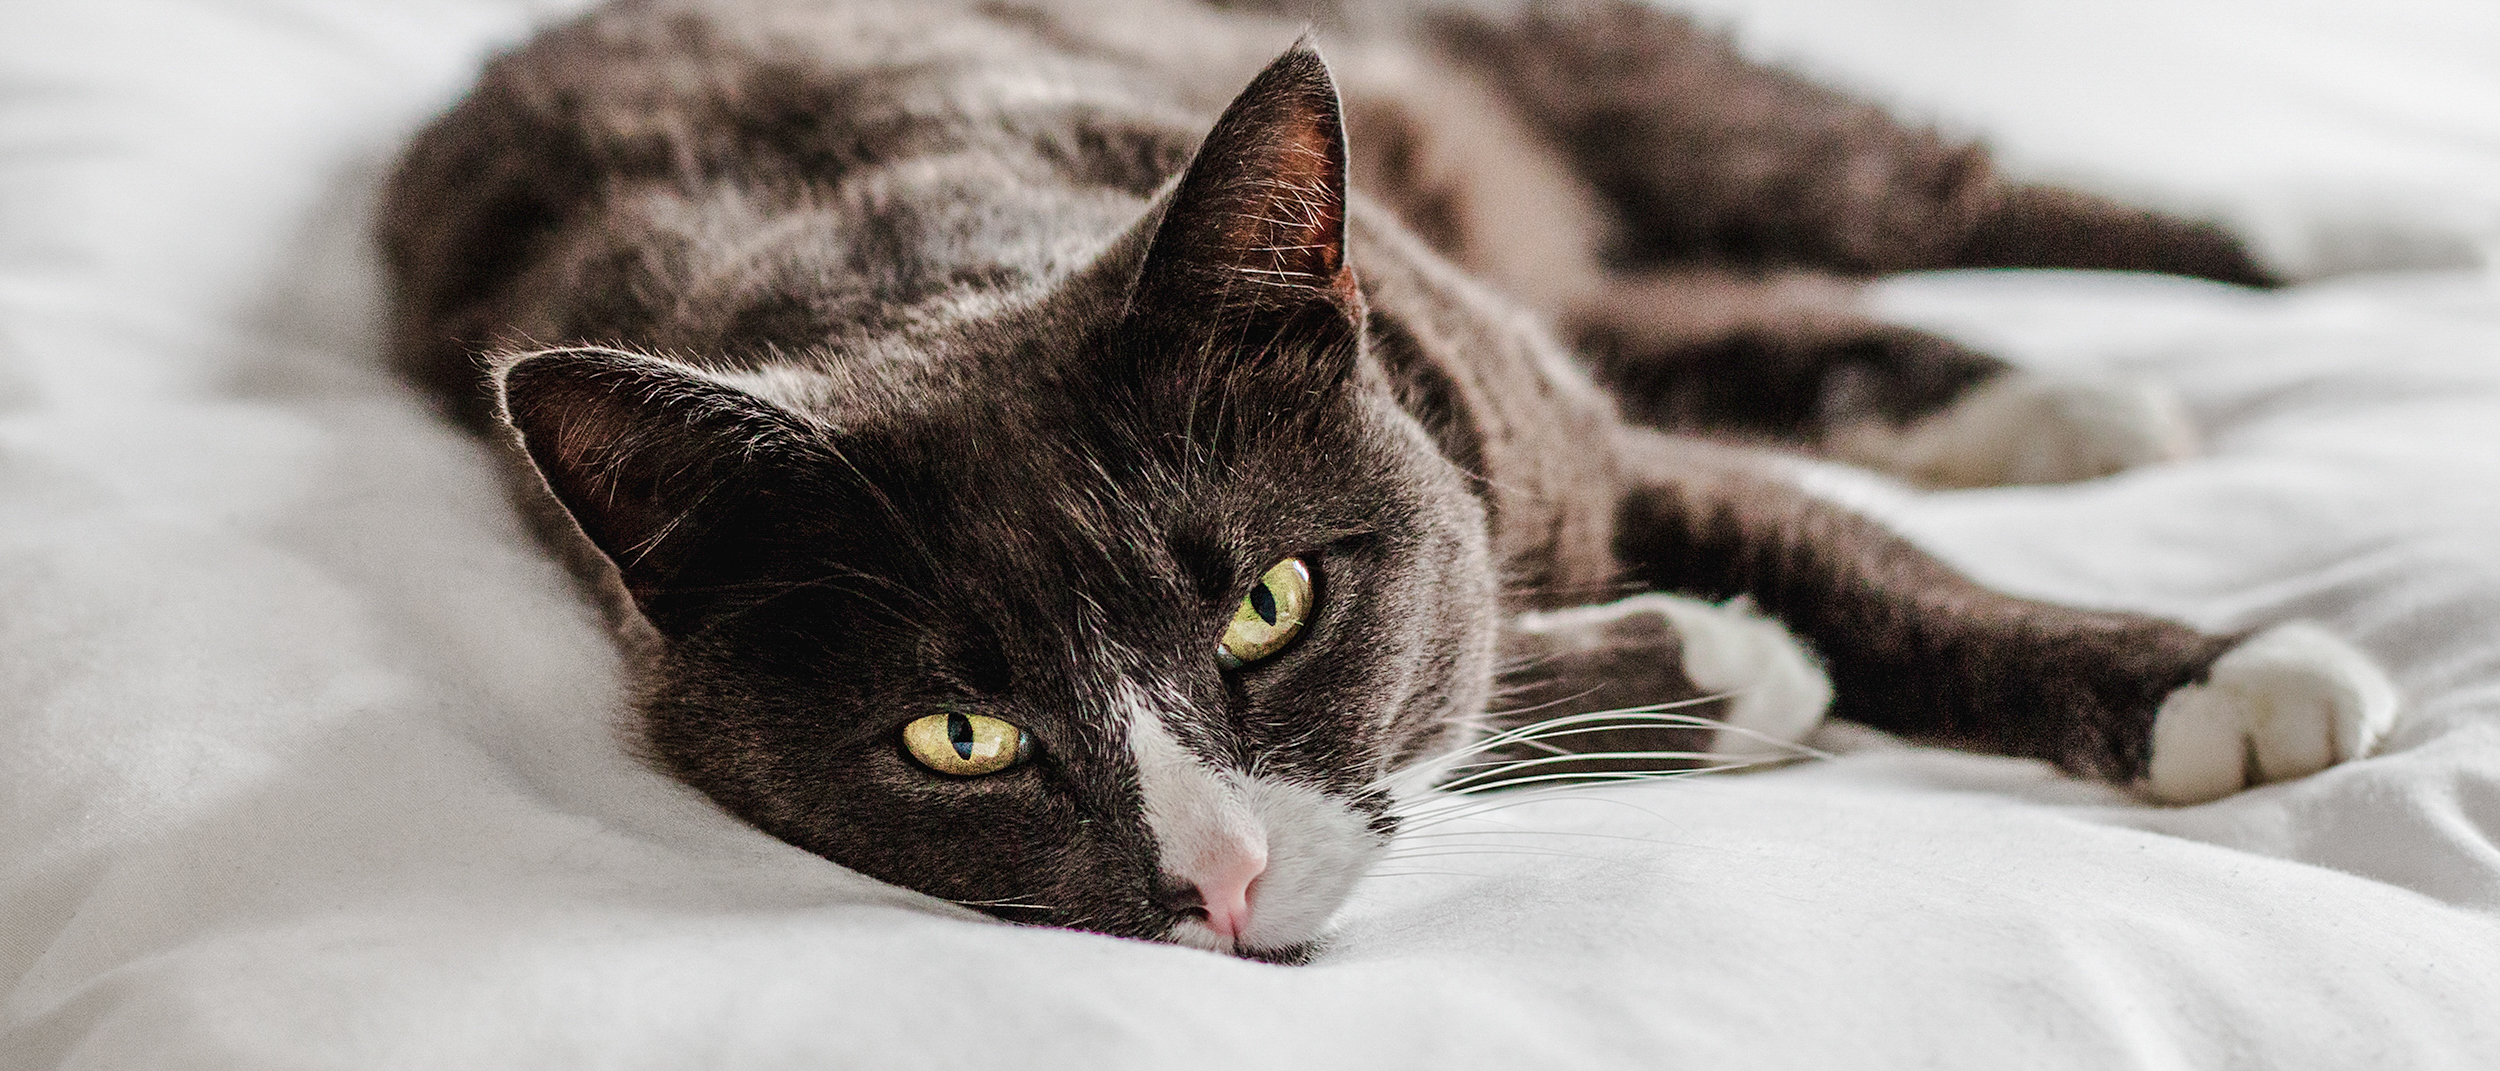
5,0,2497,1066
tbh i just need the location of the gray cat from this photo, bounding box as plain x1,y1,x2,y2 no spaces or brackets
378,0,2399,962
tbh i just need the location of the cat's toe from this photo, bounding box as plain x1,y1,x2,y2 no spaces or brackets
1829,372,2197,489
2142,623,2401,804
1614,594,1832,759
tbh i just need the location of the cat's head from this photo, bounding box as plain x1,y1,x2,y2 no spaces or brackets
493,45,1496,961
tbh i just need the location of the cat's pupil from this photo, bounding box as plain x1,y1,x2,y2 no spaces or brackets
947,711,975,760
1250,582,1278,625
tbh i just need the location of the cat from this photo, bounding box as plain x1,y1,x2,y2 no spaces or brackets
378,0,2400,963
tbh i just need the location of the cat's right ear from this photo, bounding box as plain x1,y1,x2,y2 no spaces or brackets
498,348,813,627
1124,41,1361,349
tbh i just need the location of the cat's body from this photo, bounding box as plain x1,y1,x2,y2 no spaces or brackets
380,0,2398,962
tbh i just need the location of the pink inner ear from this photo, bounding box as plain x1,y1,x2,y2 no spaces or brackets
502,354,672,565
1221,119,1350,294
1140,43,1362,318
535,390,636,488
500,349,791,574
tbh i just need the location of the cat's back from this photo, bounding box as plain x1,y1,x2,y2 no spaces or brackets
424,0,1245,186
379,0,1306,419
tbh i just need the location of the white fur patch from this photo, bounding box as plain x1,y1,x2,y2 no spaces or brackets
2143,622,2402,804
1826,371,2198,488
1513,594,1832,758
1647,595,1833,758
1218,776,1379,948
1126,705,1261,885
1118,682,1379,954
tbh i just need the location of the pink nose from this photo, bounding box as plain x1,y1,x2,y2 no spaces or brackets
1190,841,1269,942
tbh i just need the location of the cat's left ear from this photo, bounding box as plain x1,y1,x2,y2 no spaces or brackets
1126,41,1361,340
496,347,820,634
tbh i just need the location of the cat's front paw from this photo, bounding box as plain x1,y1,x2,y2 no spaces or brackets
1828,372,2197,489
2142,623,2401,804
1574,593,1833,759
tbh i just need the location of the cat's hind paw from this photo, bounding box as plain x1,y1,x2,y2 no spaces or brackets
1828,372,2197,489
2142,623,2401,804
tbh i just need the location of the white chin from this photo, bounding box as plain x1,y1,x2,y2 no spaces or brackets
1162,919,1316,963
1166,918,1237,954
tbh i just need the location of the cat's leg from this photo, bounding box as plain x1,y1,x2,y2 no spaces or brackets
1419,0,2276,285
1473,593,1832,784
1604,429,2399,802
1572,268,2197,487
1336,27,2205,488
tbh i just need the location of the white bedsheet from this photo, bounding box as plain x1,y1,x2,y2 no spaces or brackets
4,1,2498,1067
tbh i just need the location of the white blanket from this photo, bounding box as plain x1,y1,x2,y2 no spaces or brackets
5,1,2498,1067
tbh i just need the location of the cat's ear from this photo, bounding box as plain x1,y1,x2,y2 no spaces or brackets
1128,41,1361,335
498,347,813,625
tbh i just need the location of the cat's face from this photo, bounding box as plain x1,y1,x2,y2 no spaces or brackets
497,46,1495,961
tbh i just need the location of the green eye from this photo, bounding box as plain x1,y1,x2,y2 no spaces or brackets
1218,557,1314,669
903,711,1035,776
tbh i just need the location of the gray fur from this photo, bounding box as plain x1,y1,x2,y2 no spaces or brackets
379,0,2271,960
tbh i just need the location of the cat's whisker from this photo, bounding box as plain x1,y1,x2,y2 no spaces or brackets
1368,820,1700,875
1379,836,1614,854
1394,788,1702,834
1358,701,1758,798
1437,767,1749,795
1483,649,1590,685
1462,700,1735,748
1435,749,1728,792
1429,701,1834,785
1429,758,1731,797
1707,720,1843,762
1465,689,1632,736
1394,714,1718,782
1361,868,1516,880
944,896,1065,910
1371,728,1753,820
1431,718,1729,766
1433,748,1707,774
1390,769,1761,830
1375,846,1609,864
1440,700,1630,760
1497,578,1650,608
1387,827,1674,848
1478,692,1723,728
1376,834,1620,857
1394,793,1611,832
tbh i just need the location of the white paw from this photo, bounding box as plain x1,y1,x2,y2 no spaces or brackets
2143,623,2401,804
1572,593,1832,759
1827,372,2198,489
2227,188,2497,281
